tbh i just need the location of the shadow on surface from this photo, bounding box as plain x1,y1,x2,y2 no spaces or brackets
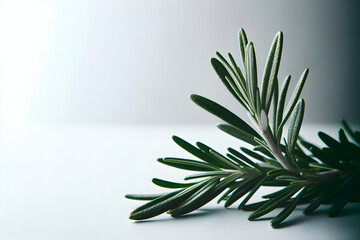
133,203,360,229
274,203,360,229
272,215,307,229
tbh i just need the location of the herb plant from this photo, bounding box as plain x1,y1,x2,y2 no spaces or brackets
126,28,360,227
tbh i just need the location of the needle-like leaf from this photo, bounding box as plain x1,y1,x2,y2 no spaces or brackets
210,58,245,105
342,119,360,144
228,52,246,88
152,178,197,189
271,187,305,227
184,171,229,180
191,94,260,138
245,42,258,105
261,31,283,114
172,136,227,167
158,158,220,172
248,186,300,221
303,183,333,215
280,69,309,129
287,99,305,154
240,147,267,162
275,75,291,139
225,178,257,207
217,124,258,145
169,178,220,217
238,176,267,209
238,28,248,67
125,193,167,201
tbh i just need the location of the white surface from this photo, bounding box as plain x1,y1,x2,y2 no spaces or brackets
0,124,359,239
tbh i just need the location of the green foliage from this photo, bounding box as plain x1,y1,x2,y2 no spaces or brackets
126,28,360,227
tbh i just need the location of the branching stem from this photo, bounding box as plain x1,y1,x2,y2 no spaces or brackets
261,129,298,173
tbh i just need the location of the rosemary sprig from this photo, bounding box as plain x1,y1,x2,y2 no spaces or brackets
126,28,360,227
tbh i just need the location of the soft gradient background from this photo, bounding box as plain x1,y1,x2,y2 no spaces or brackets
0,0,359,133
0,1,360,239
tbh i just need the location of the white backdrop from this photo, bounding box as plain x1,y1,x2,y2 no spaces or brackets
0,2,359,238
0,0,359,130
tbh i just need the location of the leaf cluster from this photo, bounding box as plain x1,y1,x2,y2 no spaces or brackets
126,29,360,227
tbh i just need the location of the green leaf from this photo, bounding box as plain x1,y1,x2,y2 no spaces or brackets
328,198,349,217
210,58,245,105
341,119,360,144
308,163,333,170
238,28,248,67
272,78,279,133
216,52,247,101
303,183,333,215
318,132,341,149
185,172,243,211
226,154,251,168
228,52,246,88
287,99,305,154
216,51,238,79
255,88,261,116
218,124,258,145
228,148,257,167
254,138,274,157
280,68,309,129
271,187,305,227
275,75,291,138
338,129,349,144
184,171,228,180
262,184,299,199
213,52,250,110
266,169,288,177
190,94,260,138
253,145,275,159
125,193,167,201
224,76,250,111
129,179,215,220
152,178,197,189
263,158,283,169
169,178,220,217
275,175,303,182
238,177,267,209
172,136,226,167
217,181,243,203
208,149,241,170
211,172,244,193
195,142,235,169
158,158,220,172
328,176,359,217
129,190,182,220
248,186,300,221
225,178,256,208
240,147,266,162
309,147,339,168
292,145,317,164
261,31,283,114
245,42,258,104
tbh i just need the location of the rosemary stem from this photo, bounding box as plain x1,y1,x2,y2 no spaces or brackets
261,129,298,173
248,113,297,173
